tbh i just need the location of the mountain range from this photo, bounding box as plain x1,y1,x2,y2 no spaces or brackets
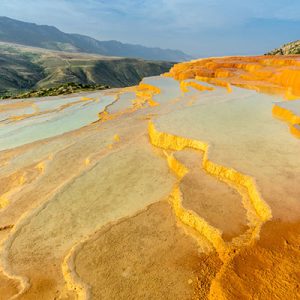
0,16,192,62
0,42,173,97
1,16,297,98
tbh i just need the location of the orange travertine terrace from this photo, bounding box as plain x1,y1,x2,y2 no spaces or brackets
0,55,300,300
167,55,300,97
166,55,300,137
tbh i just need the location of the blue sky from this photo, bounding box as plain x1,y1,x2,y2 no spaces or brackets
1,0,300,57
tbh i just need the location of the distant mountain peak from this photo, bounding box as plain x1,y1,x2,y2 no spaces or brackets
0,16,193,61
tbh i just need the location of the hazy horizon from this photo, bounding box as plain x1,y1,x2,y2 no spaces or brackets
1,0,300,57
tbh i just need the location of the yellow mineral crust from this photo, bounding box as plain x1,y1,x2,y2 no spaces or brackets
148,121,272,224
73,201,210,300
272,103,300,138
272,103,300,125
165,55,300,138
209,220,300,299
113,134,120,142
164,151,189,178
147,120,300,300
0,159,49,210
61,242,89,300
195,76,232,93
290,124,300,138
98,110,112,121
179,80,214,93
173,150,250,242
1,55,300,300
84,158,90,166
162,150,226,253
134,82,160,107
169,185,227,256
0,194,9,209
137,82,161,95
147,120,277,300
166,55,300,98
97,84,158,122
148,120,273,267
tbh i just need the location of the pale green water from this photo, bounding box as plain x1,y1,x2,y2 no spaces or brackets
154,85,300,221
0,94,115,151
1,77,300,223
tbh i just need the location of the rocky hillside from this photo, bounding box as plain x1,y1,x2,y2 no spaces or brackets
0,42,173,97
266,40,300,55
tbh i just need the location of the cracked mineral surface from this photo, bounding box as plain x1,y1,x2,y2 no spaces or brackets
1,56,300,299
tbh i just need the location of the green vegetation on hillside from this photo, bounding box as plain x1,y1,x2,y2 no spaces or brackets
0,82,110,99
